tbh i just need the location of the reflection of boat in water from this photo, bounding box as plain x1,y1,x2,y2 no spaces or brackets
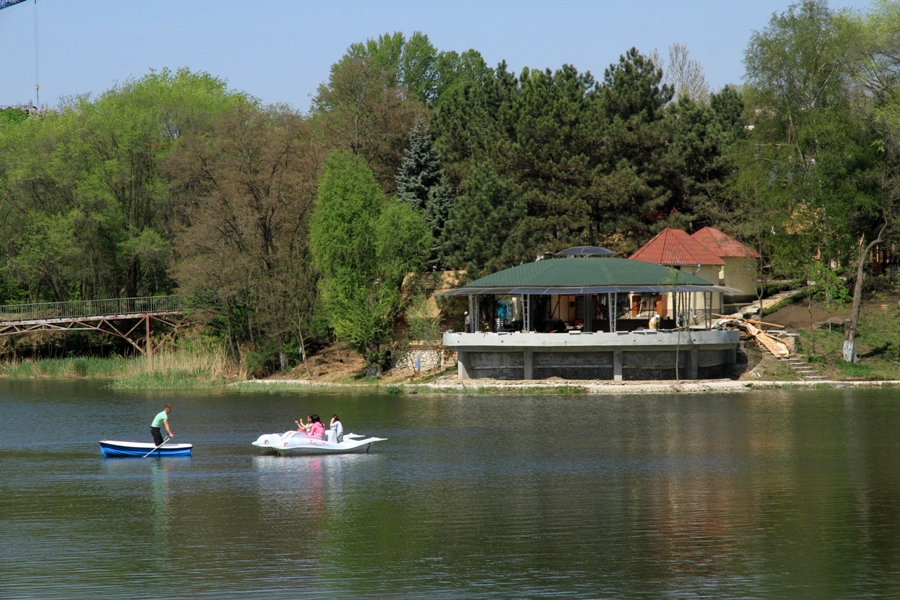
252,430,386,456
99,440,193,457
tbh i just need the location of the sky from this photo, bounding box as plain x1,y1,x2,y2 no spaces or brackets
0,0,876,112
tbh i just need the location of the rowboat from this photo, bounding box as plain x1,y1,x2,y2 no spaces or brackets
252,430,386,456
99,440,193,458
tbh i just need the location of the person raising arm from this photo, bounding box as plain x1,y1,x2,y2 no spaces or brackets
330,414,344,443
295,414,313,433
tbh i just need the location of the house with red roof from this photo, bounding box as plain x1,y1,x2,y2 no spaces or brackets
690,227,760,306
629,228,727,322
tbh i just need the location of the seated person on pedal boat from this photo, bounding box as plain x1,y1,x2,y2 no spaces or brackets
295,414,313,434
305,415,326,440
330,414,344,443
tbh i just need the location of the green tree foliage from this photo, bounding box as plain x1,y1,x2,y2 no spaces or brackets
311,35,427,192
0,68,248,302
395,118,454,267
433,49,738,268
665,87,747,229
741,0,900,362
310,151,431,372
591,49,680,250
743,1,881,272
440,163,525,278
167,104,320,371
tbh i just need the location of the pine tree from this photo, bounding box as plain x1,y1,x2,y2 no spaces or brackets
439,164,525,279
396,118,454,267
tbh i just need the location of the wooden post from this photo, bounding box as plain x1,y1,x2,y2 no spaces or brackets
145,315,152,357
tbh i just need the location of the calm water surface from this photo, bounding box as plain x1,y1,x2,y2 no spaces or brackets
2,381,900,598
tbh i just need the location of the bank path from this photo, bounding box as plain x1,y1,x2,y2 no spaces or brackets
241,377,900,394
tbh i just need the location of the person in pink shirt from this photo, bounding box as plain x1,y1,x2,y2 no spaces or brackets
306,414,326,440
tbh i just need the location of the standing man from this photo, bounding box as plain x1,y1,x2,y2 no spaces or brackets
464,311,471,333
151,405,174,446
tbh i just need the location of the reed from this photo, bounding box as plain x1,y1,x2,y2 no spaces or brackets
0,341,233,389
112,344,231,389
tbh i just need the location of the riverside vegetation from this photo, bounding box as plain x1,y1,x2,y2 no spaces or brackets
3,1,900,385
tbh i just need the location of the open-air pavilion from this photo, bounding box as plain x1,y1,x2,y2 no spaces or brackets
437,254,741,381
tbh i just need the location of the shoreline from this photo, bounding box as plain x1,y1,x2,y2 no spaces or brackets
238,378,900,394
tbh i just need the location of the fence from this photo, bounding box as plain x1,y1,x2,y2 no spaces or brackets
0,296,182,323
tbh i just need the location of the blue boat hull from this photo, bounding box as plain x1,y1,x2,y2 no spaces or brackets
99,440,192,458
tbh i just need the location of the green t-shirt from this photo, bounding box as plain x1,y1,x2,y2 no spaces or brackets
151,410,168,428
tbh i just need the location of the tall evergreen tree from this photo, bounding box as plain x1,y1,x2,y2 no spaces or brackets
439,164,526,279
589,48,679,251
396,118,454,268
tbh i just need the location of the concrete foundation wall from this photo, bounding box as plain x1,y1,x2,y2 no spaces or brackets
466,352,524,379
447,330,739,381
534,351,613,380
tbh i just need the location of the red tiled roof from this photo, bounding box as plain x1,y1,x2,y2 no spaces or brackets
629,228,725,266
691,227,761,258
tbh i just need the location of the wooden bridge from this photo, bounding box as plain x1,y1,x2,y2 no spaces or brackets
0,296,185,355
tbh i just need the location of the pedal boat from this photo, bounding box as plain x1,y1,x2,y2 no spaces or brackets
99,440,193,458
252,430,386,456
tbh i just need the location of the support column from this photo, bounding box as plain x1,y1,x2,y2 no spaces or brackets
687,349,698,379
584,295,593,333
523,349,533,380
457,351,471,380
726,347,737,364
613,350,623,381
474,296,481,333
145,316,152,357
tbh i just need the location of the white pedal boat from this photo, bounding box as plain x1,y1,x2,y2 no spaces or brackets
252,430,386,456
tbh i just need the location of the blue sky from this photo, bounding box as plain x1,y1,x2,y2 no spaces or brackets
0,0,875,111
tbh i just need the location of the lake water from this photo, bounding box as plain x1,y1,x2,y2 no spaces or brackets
2,381,900,598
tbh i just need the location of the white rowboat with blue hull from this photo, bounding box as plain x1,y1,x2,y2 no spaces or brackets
99,440,193,458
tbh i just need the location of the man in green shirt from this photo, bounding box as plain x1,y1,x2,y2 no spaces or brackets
150,405,174,446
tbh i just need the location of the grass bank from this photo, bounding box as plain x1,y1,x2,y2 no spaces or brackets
794,297,900,381
0,342,231,389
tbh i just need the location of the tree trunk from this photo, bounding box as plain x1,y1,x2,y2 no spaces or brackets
843,230,884,362
296,319,313,379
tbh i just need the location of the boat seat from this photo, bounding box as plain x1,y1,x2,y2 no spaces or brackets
325,430,336,443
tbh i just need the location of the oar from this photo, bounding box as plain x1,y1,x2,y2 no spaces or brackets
142,436,170,458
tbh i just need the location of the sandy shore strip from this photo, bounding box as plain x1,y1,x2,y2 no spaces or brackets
240,378,900,394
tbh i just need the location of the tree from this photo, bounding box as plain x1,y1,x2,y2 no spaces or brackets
311,53,422,193
439,164,525,278
653,43,710,103
167,104,320,372
395,118,454,267
0,68,248,302
310,151,431,374
744,0,886,363
590,48,680,252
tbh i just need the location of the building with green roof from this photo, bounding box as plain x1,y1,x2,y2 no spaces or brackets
437,253,740,381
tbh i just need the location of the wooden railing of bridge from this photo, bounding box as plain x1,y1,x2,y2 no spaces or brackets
0,295,185,355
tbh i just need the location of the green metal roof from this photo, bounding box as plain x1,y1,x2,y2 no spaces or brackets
471,258,711,287
436,258,736,296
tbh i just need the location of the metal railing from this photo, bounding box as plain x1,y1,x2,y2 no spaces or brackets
0,296,182,323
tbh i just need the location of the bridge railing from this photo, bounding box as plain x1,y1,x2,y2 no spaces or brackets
0,296,182,323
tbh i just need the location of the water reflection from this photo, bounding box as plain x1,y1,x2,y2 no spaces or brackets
4,384,900,598
252,454,368,532
150,459,173,550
